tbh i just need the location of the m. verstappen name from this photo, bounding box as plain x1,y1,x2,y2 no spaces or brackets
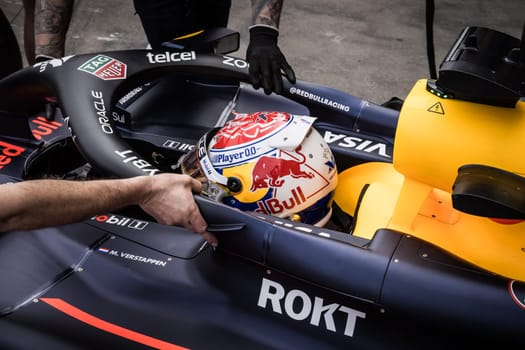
258,278,366,337
99,248,168,267
290,87,350,112
146,51,196,64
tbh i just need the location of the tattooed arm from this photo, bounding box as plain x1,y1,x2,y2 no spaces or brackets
247,0,295,95
34,0,74,61
250,0,283,28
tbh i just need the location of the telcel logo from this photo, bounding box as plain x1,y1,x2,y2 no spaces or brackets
257,278,366,337
146,51,196,64
0,141,25,170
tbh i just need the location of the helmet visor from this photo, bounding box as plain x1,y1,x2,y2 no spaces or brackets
178,128,230,201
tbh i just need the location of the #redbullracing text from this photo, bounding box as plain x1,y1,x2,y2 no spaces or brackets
289,87,350,112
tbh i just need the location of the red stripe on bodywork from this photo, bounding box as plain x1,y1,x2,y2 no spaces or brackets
40,298,189,350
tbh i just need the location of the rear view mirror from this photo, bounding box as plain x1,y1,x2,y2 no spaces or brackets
161,27,240,55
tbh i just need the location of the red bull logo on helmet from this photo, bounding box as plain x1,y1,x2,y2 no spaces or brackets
250,145,313,191
255,186,308,216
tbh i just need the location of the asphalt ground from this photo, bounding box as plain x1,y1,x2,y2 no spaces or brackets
1,0,525,104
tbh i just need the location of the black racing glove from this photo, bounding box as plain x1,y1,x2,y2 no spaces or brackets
246,25,296,95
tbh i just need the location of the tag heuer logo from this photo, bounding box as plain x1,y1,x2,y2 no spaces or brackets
78,54,127,80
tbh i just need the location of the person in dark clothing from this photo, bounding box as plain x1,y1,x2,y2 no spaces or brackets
0,7,23,79
132,0,296,95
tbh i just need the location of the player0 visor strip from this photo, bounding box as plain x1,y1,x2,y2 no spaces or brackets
40,298,189,350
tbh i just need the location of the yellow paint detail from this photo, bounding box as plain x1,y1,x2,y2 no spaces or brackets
394,79,525,192
174,30,205,41
336,79,525,281
334,162,403,239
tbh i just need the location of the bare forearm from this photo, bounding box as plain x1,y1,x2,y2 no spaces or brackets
0,177,145,232
250,0,283,28
0,174,215,245
34,0,74,58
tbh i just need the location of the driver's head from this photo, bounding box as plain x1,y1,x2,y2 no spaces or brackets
179,111,338,226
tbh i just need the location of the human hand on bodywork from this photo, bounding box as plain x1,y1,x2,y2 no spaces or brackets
139,173,218,247
246,25,296,95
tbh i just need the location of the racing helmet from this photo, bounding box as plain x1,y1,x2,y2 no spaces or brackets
179,111,338,226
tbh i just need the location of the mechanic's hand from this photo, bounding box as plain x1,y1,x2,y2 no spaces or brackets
139,174,218,247
246,25,296,95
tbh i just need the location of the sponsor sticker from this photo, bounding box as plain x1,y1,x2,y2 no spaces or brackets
78,55,127,80
323,130,391,158
34,56,73,72
162,140,194,152
30,116,64,140
289,87,350,112
92,214,149,230
146,51,196,64
91,90,113,134
0,141,25,170
258,277,366,337
114,149,160,176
